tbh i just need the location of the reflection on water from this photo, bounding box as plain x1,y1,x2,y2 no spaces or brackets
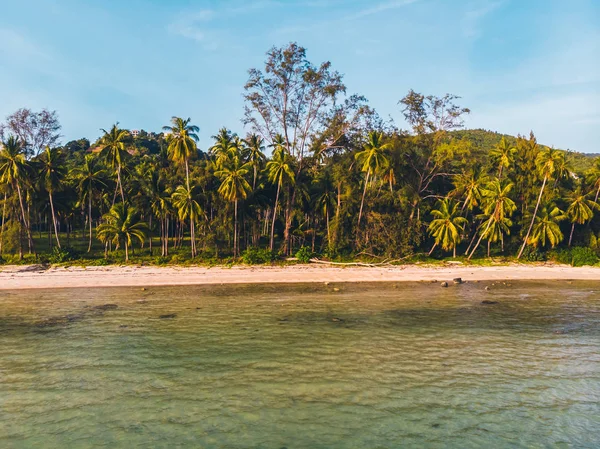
1,281,599,448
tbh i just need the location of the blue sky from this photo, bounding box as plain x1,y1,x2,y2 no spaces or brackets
0,0,598,152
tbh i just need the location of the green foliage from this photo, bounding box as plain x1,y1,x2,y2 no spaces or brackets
242,247,273,265
48,246,79,264
295,246,313,264
550,247,599,267
520,246,546,262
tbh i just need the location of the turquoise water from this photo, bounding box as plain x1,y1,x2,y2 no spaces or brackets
1,281,600,448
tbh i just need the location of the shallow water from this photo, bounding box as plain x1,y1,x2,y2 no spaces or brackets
1,281,600,448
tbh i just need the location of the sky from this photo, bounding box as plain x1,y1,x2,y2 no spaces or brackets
0,0,598,152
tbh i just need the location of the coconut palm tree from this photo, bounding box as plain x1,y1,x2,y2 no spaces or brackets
0,136,35,255
451,167,489,213
468,179,516,259
163,117,200,255
73,155,108,252
171,185,203,258
529,203,566,249
355,131,391,226
427,198,468,258
585,157,600,202
266,135,295,251
244,133,266,189
489,137,516,179
0,183,9,254
565,187,599,247
517,147,565,259
99,124,131,204
215,154,252,257
162,117,199,192
38,146,67,248
97,203,147,262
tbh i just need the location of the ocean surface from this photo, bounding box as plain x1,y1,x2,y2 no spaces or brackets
1,281,599,448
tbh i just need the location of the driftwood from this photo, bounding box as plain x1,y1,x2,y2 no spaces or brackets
308,254,424,267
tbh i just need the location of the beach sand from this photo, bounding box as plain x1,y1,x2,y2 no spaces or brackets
0,263,598,290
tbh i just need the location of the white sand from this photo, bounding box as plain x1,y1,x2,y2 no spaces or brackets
0,263,598,290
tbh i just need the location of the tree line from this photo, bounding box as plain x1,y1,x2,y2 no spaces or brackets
0,43,599,264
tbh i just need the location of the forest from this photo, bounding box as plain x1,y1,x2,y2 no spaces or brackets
1,43,599,267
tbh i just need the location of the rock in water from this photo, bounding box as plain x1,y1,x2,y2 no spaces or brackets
159,313,177,319
481,300,499,305
441,281,449,288
95,304,118,311
453,278,463,284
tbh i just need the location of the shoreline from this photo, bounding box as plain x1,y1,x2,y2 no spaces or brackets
0,263,599,290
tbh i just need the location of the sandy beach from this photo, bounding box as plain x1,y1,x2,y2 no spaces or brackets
0,263,598,290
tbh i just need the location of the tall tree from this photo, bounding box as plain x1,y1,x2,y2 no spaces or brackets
565,187,598,247
97,203,147,262
244,133,266,189
266,136,295,251
73,155,107,252
489,137,516,179
517,147,565,259
0,136,35,255
163,117,199,192
163,117,200,256
529,203,566,249
0,108,61,157
427,198,468,258
38,146,67,248
99,124,131,204
215,153,252,257
355,131,391,227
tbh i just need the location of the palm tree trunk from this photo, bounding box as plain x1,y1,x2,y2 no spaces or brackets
0,192,6,254
428,242,437,256
270,181,281,251
149,215,153,256
48,191,61,248
185,159,191,192
595,182,600,203
190,218,196,258
16,183,34,254
234,200,238,257
357,169,371,227
487,240,491,257
468,215,495,260
117,165,125,204
517,176,547,259
569,222,576,247
125,241,129,262
88,194,93,253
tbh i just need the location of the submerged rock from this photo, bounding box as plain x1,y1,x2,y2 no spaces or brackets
481,300,499,305
159,313,177,319
440,282,448,288
95,304,118,311
453,278,463,284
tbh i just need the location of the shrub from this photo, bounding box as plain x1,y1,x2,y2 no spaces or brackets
295,246,313,264
570,247,599,267
241,247,273,265
154,255,171,265
520,246,546,262
48,247,79,264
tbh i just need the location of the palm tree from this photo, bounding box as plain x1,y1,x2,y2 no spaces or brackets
99,124,131,204
565,187,599,246
529,203,566,249
489,137,516,179
266,135,295,251
210,128,238,169
468,180,516,259
171,185,203,258
215,155,252,257
73,155,107,252
427,198,468,258
355,131,391,226
163,117,200,255
38,146,67,248
142,165,172,256
517,147,565,259
0,136,35,255
97,203,147,262
0,183,9,254
244,133,266,189
585,157,600,202
163,117,199,191
451,167,489,213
